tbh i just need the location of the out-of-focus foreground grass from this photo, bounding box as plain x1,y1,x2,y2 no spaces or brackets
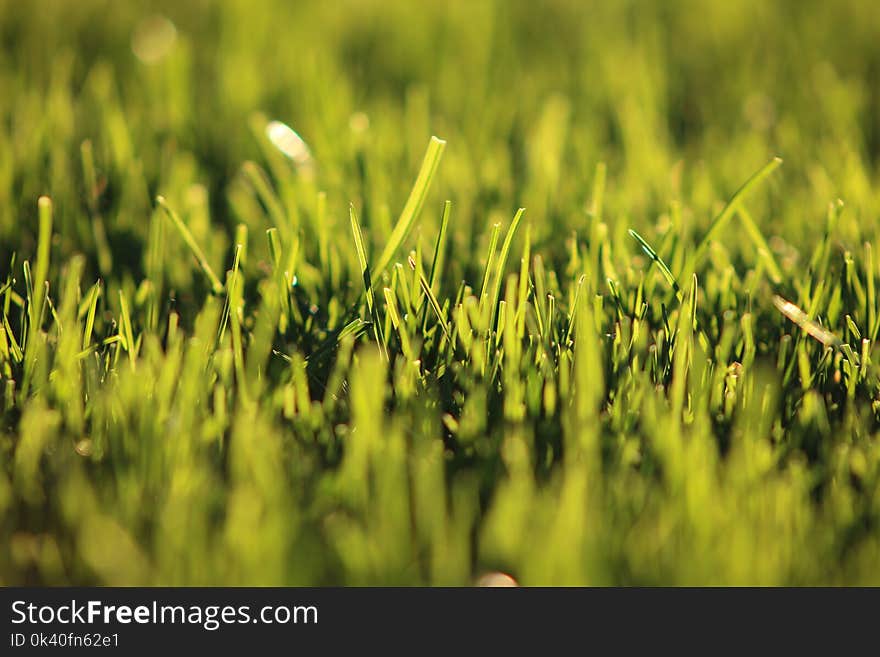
1,0,880,585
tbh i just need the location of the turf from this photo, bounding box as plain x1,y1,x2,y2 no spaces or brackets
2,0,880,585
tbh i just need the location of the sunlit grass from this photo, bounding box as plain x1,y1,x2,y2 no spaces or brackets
1,0,880,586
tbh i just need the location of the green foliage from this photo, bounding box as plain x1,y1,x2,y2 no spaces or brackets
1,0,880,585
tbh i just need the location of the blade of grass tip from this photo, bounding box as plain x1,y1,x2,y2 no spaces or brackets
409,245,425,312
267,229,291,332
267,227,282,268
234,223,249,267
670,275,697,418
271,349,293,363
285,231,300,287
350,204,375,317
408,255,450,339
350,204,387,360
22,260,33,346
692,157,783,267
394,262,413,314
3,314,22,362
0,315,8,365
736,205,783,284
428,200,452,293
82,280,101,351
606,278,625,319
489,208,525,332
845,315,861,341
118,289,136,364
227,246,248,404
533,254,547,329
383,287,412,359
336,317,368,342
773,294,841,348
217,244,242,347
419,200,452,329
30,196,53,330
479,222,502,316
157,196,225,295
45,289,60,332
628,229,682,299
840,342,859,369
564,274,586,344
372,136,446,280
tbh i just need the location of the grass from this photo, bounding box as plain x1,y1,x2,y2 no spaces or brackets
1,0,880,585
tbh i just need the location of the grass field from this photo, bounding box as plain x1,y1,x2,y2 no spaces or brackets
1,0,880,585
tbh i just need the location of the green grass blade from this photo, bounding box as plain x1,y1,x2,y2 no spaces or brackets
350,204,375,317
30,196,53,330
428,200,451,293
628,229,681,298
241,161,290,239
118,289,136,364
3,315,22,362
866,241,877,341
217,244,243,347
350,204,387,359
383,287,412,358
408,255,450,340
372,136,446,280
489,208,525,331
82,280,101,351
479,222,502,316
736,205,784,284
693,157,783,263
157,196,225,295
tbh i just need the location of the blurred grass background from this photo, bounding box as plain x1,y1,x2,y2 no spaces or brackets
1,0,879,585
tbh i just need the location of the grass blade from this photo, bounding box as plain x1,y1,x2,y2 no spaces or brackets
118,289,136,364
217,244,243,347
156,196,225,295
82,280,101,351
350,204,387,359
372,136,446,280
3,315,22,362
693,157,783,264
408,255,450,340
479,222,502,317
736,205,784,284
30,196,53,330
383,287,412,358
489,207,525,331
628,229,681,299
428,200,451,293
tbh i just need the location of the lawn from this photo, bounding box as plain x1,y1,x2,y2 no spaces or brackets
1,0,879,585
